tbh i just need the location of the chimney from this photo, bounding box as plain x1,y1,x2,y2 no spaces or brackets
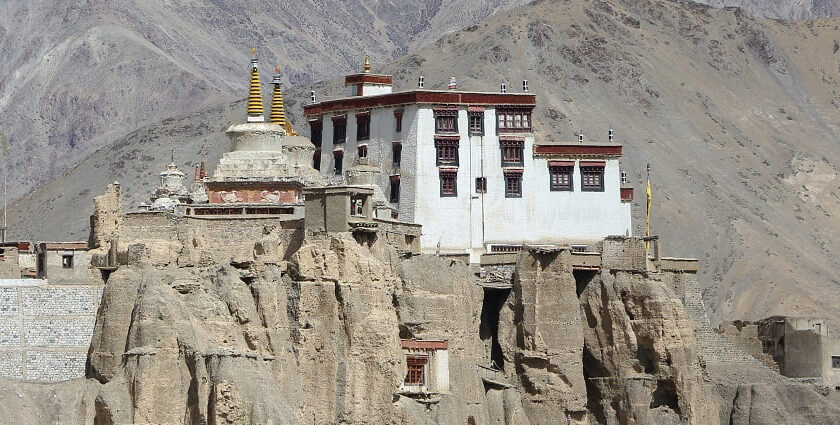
609,129,614,143
621,171,628,184
500,83,507,94
418,76,425,88
199,161,207,179
578,133,584,143
310,90,316,103
522,79,529,92
448,76,457,90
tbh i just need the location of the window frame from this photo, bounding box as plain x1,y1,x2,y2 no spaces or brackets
440,170,458,197
580,166,605,192
832,356,840,369
475,177,487,194
404,355,428,386
333,150,344,175
61,254,74,269
394,109,404,133
500,139,524,167
309,120,323,148
549,164,574,191
504,171,523,198
357,144,368,159
332,116,347,144
435,137,459,166
356,112,370,141
392,142,402,167
496,109,533,133
468,112,483,136
389,175,401,203
434,109,458,134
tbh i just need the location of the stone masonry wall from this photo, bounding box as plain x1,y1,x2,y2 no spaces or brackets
0,279,103,382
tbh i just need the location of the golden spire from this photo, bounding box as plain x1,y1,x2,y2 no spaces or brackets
363,54,371,73
269,65,286,127
247,48,265,122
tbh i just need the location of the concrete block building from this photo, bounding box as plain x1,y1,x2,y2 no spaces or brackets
304,65,633,262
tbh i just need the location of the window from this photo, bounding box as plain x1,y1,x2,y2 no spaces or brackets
581,165,605,192
350,195,364,216
62,254,74,269
333,151,344,175
475,177,487,193
833,356,840,369
440,170,457,197
390,175,401,203
313,149,321,170
356,113,370,141
310,120,322,147
392,142,402,167
358,145,368,158
404,355,428,385
500,139,524,166
549,163,574,191
469,112,483,136
435,138,459,166
504,171,522,198
332,116,346,144
497,109,532,132
395,110,404,132
434,109,458,133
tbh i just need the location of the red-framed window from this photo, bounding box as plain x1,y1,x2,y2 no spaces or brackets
581,165,604,192
549,163,574,191
500,139,524,166
404,355,428,385
469,112,483,135
497,109,532,132
440,170,457,197
434,109,458,134
504,171,523,198
395,109,404,133
435,138,459,166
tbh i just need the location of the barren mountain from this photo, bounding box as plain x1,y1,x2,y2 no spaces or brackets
0,0,529,201
8,0,840,330
694,0,840,20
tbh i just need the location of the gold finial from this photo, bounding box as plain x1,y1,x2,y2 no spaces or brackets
246,51,264,122
251,47,257,57
269,65,286,127
363,54,371,73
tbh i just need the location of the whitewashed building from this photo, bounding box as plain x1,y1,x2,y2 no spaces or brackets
304,67,633,262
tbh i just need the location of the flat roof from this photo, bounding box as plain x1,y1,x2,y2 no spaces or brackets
304,90,536,116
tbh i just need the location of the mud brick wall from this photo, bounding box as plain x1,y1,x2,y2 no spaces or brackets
0,279,103,382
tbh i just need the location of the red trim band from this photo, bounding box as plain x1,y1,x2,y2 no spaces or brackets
401,339,449,350
534,145,622,156
580,161,606,167
304,91,535,116
549,161,575,167
344,74,393,85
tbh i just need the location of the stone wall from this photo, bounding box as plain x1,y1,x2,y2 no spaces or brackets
0,279,103,382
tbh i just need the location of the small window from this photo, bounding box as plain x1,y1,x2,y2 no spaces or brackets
504,172,522,198
333,151,344,175
497,109,532,132
475,177,487,193
393,142,402,167
358,145,368,158
62,254,74,269
469,113,483,136
832,356,840,369
332,117,346,144
310,120,323,148
581,167,604,192
356,113,370,141
390,175,401,203
434,109,458,134
404,355,428,385
435,138,459,166
350,195,364,216
550,166,573,191
395,110,404,133
313,149,321,170
440,171,457,197
500,139,523,166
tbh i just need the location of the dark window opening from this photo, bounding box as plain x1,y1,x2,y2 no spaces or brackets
404,355,428,385
358,145,368,158
395,110,403,132
333,151,344,175
62,254,74,269
581,167,604,192
500,140,523,166
313,149,321,170
393,143,402,167
469,113,483,136
435,138,459,166
310,121,322,147
504,172,522,198
356,114,370,141
332,118,346,144
390,175,401,203
573,269,597,297
434,109,458,134
475,177,487,194
550,166,573,191
497,109,532,132
440,171,457,197
832,356,840,369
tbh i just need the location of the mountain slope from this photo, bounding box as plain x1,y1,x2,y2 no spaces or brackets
0,0,529,201
693,0,840,20
9,0,840,329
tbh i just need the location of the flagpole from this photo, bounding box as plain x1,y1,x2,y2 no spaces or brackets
645,163,651,252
